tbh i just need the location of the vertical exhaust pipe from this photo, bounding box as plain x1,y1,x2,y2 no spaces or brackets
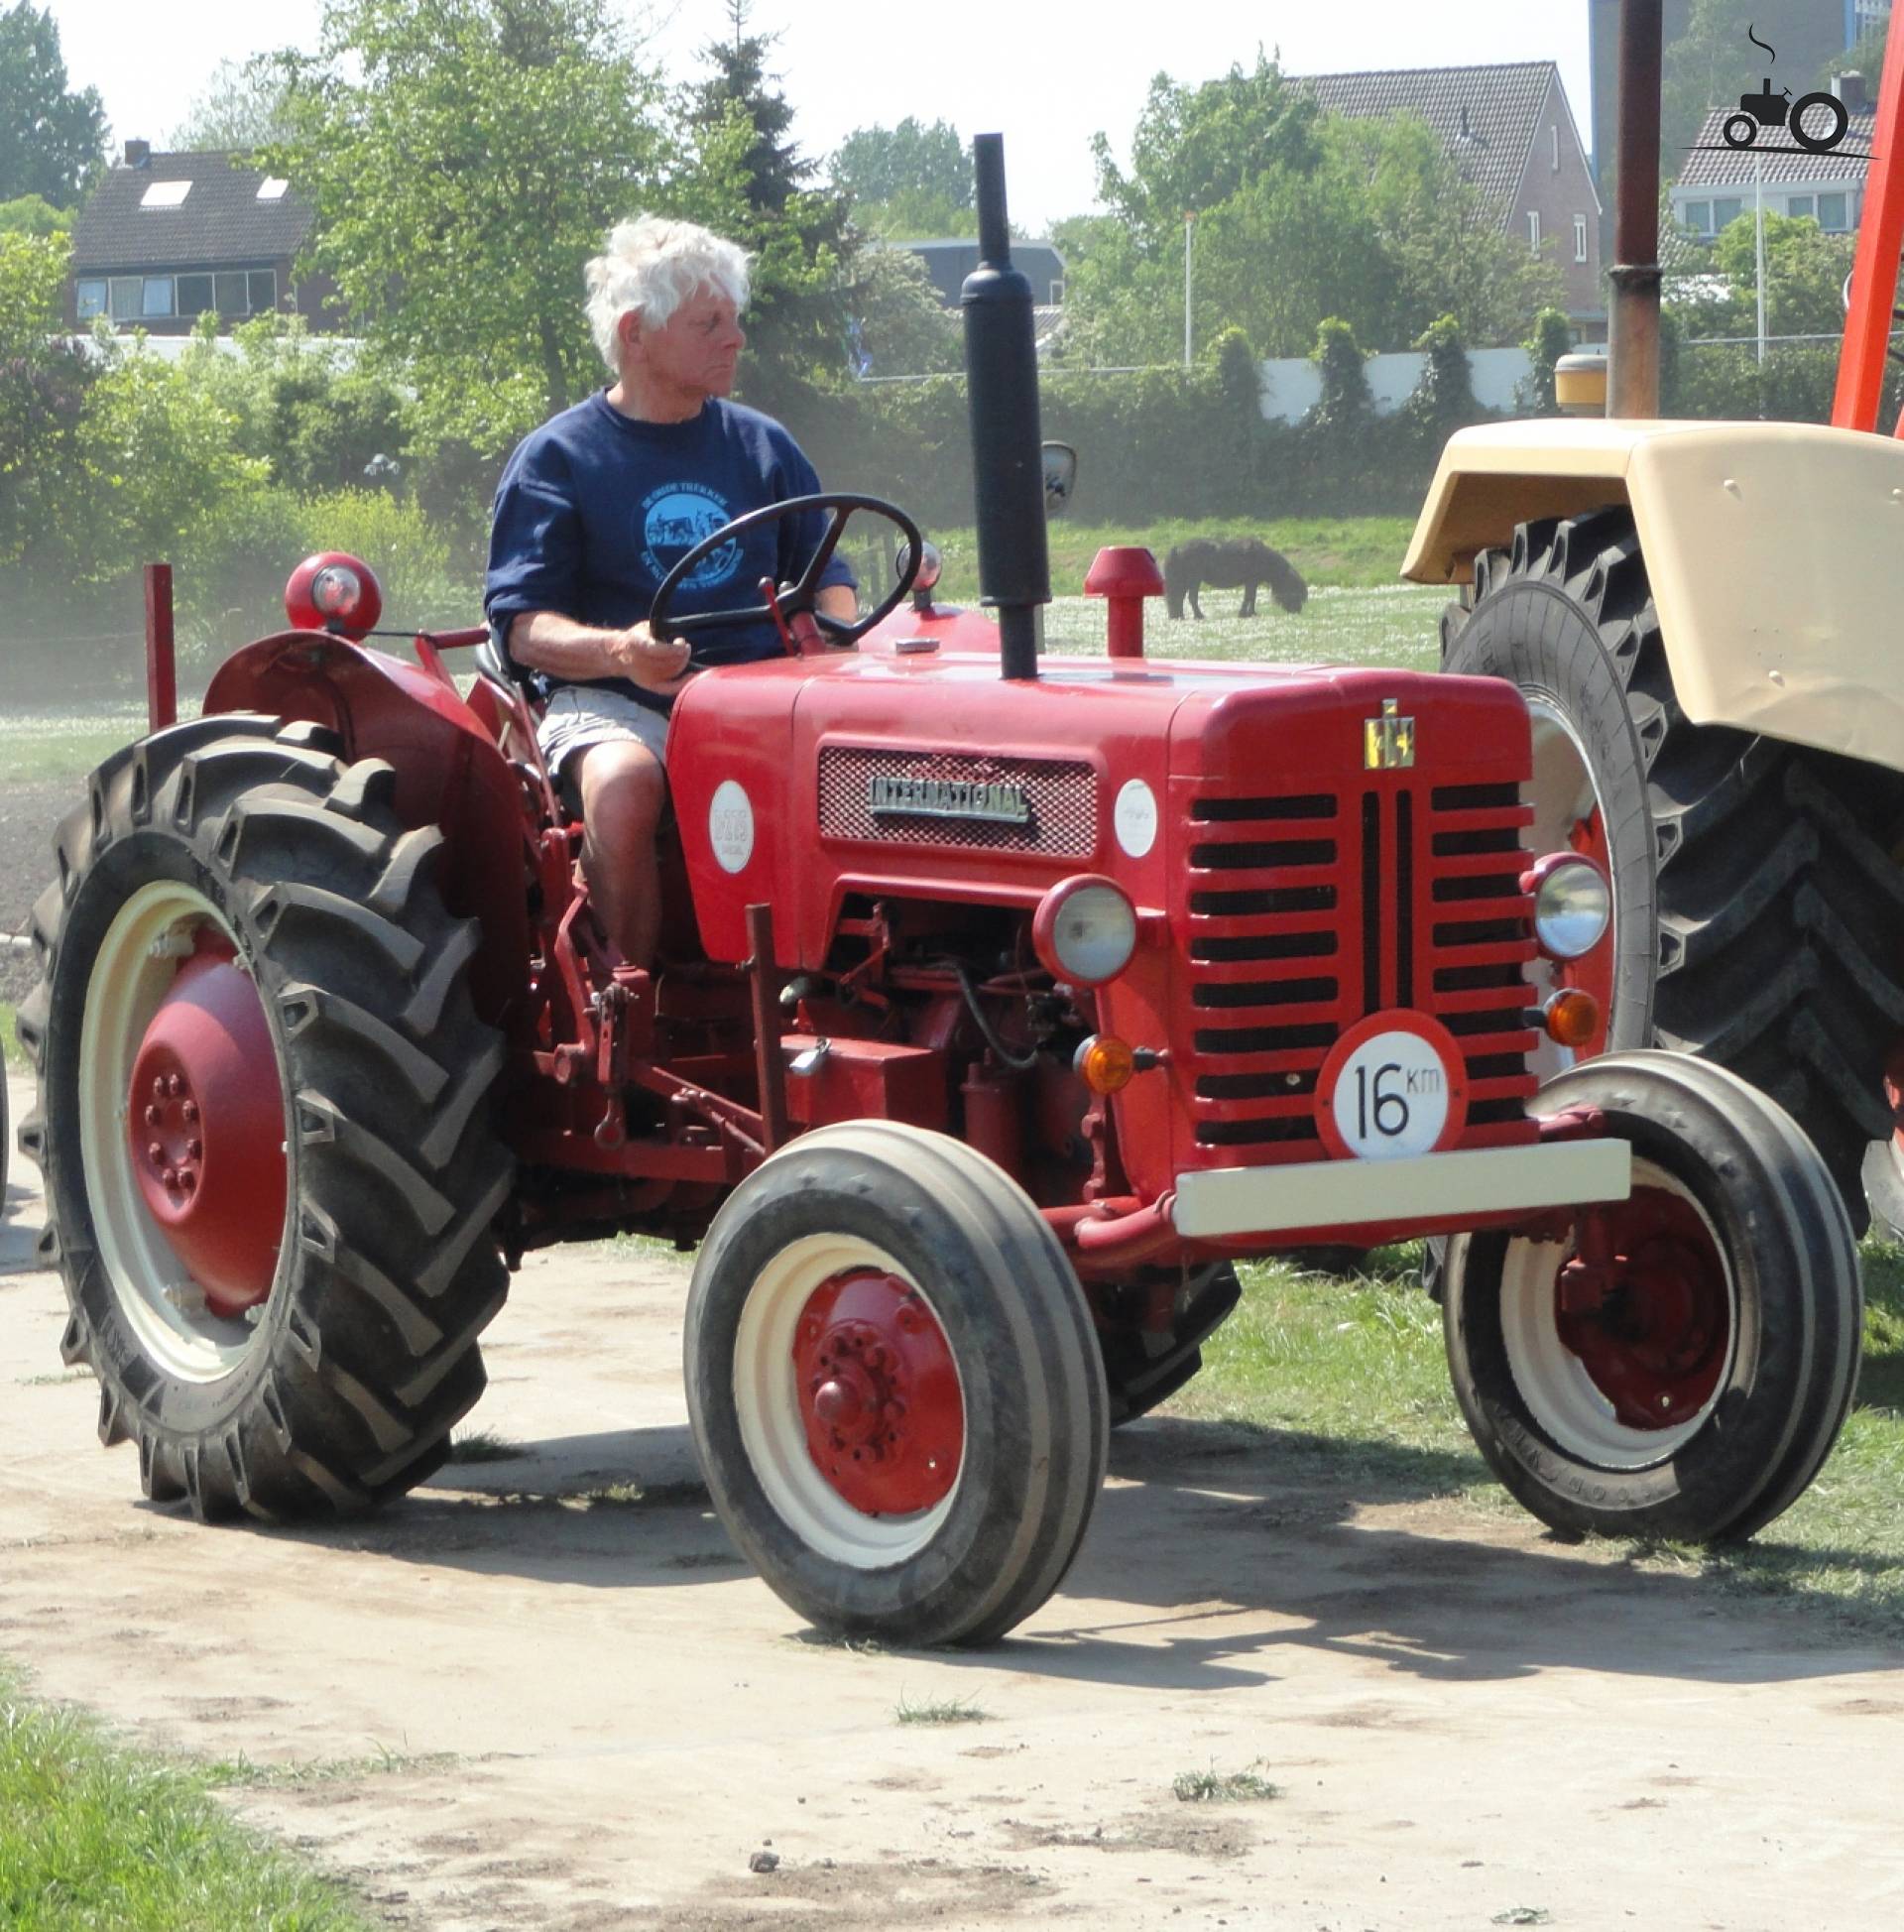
1608,0,1664,418
961,133,1049,681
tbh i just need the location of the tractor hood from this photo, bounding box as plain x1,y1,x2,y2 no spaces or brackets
666,647,1529,966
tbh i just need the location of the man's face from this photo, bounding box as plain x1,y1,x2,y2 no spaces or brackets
635,287,746,400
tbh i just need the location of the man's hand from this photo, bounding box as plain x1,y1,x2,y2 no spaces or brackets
604,621,694,692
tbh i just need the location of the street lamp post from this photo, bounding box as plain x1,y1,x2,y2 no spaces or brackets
1184,211,1195,369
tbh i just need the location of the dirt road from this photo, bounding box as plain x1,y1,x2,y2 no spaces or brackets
3,1067,1903,1931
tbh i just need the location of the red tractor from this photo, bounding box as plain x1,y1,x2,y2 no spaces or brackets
16,140,1862,1647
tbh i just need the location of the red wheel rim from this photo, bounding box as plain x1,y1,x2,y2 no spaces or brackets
125,930,288,1316
790,1268,963,1516
1554,1184,1730,1430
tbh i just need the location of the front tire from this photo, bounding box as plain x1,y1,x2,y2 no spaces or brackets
15,715,513,1520
1445,508,1904,1232
1444,1052,1860,1542
685,1122,1109,1646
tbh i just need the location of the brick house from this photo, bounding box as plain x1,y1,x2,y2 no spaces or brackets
1299,61,1606,340
67,140,328,334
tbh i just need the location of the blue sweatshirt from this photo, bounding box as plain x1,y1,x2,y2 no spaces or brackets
484,392,856,712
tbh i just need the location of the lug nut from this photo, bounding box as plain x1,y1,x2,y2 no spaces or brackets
148,1142,164,1164
181,1101,198,1125
144,1104,162,1127
152,1076,167,1100
186,1140,203,1161
166,1074,182,1098
178,1171,196,1193
162,1166,178,1188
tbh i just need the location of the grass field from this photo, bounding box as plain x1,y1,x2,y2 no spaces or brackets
0,1669,375,1931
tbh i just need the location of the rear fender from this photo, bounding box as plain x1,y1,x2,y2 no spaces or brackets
205,633,534,1026
1405,419,1904,769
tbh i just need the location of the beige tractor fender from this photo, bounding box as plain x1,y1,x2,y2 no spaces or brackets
1403,418,1904,770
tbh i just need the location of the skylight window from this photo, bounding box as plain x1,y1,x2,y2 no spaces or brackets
257,178,289,200
141,180,191,208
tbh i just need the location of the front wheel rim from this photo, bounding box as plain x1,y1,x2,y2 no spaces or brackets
1497,1157,1736,1469
733,1233,966,1568
78,881,289,1383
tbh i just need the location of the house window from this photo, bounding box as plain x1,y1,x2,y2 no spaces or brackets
75,278,106,318
256,178,290,201
1684,199,1714,235
1528,209,1542,253
1574,214,1588,262
108,277,143,320
1551,125,1560,171
1713,196,1744,229
1818,191,1848,230
1049,278,1064,304
139,180,191,208
248,269,277,312
178,273,214,317
1788,193,1816,220
141,277,175,317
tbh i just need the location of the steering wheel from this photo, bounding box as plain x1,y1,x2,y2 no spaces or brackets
648,492,924,658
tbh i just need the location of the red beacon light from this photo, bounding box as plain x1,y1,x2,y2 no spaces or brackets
284,551,383,641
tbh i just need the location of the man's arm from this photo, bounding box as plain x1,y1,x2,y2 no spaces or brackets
509,612,692,691
817,584,858,625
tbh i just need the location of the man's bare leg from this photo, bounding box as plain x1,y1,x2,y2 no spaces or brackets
574,738,667,966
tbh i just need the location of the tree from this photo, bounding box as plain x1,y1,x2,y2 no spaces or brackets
266,0,669,454
171,56,296,152
0,191,66,236
1093,53,1322,231
1709,209,1856,336
0,227,89,564
832,118,974,237
0,3,105,205
684,0,855,407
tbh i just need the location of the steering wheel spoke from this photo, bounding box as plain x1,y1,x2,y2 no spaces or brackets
648,493,923,658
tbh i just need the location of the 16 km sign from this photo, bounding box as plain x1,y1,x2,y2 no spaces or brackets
1315,1013,1470,1160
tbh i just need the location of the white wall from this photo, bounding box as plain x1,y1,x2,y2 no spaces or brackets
1256,346,1532,423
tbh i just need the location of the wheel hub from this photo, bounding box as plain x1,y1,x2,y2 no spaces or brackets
1554,1188,1728,1429
125,937,288,1317
791,1269,962,1516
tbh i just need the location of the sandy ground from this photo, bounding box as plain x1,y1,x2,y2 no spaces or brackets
4,1067,1904,1932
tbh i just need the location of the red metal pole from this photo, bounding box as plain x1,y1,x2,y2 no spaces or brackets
1833,33,1904,434
746,903,790,1154
144,562,177,733
1607,0,1664,420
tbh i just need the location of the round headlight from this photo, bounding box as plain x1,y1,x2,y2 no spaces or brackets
911,540,942,593
1033,876,1138,986
1527,853,1610,960
309,563,363,618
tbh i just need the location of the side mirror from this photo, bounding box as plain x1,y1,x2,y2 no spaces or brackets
1041,441,1078,519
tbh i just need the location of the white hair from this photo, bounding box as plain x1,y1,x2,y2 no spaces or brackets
584,215,751,372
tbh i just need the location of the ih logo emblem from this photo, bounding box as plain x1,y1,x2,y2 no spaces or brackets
1364,698,1415,771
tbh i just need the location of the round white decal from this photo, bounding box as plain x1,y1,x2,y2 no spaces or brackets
1328,1028,1452,1159
1114,779,1158,859
708,780,755,874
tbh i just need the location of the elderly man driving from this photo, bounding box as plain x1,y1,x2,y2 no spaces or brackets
485,216,857,967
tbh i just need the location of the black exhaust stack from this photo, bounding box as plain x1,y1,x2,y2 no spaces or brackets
962,134,1048,681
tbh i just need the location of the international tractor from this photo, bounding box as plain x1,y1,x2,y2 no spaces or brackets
16,139,1862,1648
1412,0,1904,1243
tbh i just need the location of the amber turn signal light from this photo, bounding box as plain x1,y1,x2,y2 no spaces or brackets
1543,988,1600,1048
1075,1034,1136,1095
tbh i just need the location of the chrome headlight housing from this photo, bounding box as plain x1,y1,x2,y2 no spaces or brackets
1525,853,1611,960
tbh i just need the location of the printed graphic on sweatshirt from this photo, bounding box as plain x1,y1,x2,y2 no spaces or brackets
641,483,741,591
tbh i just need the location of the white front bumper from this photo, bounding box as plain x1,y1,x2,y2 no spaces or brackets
1171,1140,1632,1240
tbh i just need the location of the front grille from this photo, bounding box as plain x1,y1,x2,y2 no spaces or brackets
816,747,1097,855
1181,780,1537,1157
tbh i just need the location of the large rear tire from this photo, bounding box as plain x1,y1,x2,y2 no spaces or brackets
15,715,513,1519
1444,1051,1860,1542
1444,508,1904,1233
685,1122,1109,1646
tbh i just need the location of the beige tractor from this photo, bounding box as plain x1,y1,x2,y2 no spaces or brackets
1405,4,1904,1234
